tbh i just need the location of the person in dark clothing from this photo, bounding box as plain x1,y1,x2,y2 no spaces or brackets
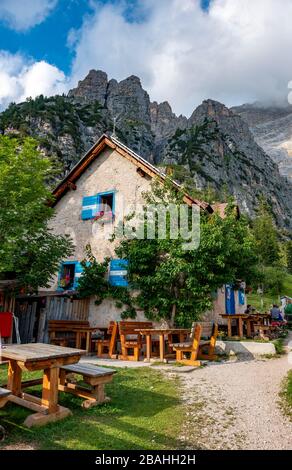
270,305,283,321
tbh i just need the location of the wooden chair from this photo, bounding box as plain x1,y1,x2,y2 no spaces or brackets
171,324,202,366
59,363,116,409
95,321,118,359
48,320,89,347
118,321,153,361
198,322,218,361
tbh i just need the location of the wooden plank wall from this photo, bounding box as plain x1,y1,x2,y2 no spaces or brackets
14,296,90,344
38,297,90,343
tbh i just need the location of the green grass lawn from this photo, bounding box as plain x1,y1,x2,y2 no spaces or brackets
285,370,292,409
280,370,292,420
247,272,292,311
0,365,188,450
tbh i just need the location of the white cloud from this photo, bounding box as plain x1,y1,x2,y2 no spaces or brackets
0,51,67,110
69,0,292,115
0,0,57,31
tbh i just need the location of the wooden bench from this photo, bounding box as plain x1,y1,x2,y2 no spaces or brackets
58,363,116,408
0,387,10,408
119,321,153,361
198,322,218,361
171,324,202,366
48,320,90,347
95,321,118,359
0,388,10,441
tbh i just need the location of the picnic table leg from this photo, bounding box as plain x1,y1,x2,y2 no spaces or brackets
24,367,72,428
7,360,22,397
146,334,151,362
76,332,82,349
227,317,232,337
238,318,243,338
159,334,165,361
85,332,91,354
246,320,252,337
42,367,59,413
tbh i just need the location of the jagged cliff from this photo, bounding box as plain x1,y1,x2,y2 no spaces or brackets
1,69,292,229
232,103,292,180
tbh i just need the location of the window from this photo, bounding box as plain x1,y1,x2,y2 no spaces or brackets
81,191,115,221
57,261,84,291
100,193,114,213
58,262,76,290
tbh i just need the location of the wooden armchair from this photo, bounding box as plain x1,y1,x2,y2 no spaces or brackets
95,321,118,359
118,321,153,361
198,322,218,361
171,324,202,366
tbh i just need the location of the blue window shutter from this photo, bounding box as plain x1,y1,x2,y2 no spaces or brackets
225,284,236,314
81,195,99,220
109,259,129,287
73,262,84,289
238,289,245,305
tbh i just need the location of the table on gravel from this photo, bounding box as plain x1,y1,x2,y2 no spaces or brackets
221,313,271,338
136,328,189,362
1,343,85,428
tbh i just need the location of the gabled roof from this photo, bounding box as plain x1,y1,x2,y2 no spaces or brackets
52,134,213,213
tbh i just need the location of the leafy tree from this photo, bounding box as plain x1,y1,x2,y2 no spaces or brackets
77,246,136,318
261,266,286,296
113,180,259,326
0,135,73,292
286,241,292,274
252,200,280,266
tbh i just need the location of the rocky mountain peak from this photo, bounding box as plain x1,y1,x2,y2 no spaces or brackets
2,69,292,229
190,99,234,123
68,69,108,105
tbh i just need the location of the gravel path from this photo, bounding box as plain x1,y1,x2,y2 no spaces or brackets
178,334,292,450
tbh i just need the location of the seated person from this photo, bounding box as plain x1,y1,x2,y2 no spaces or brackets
244,304,256,314
270,304,284,322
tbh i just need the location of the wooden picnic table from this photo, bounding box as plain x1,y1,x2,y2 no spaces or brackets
1,343,85,427
221,313,271,338
136,328,189,362
72,326,100,354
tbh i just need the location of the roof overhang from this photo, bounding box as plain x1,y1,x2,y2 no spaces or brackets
51,134,213,213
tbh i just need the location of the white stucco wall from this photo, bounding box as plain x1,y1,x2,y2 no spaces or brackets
46,147,153,325
48,147,153,287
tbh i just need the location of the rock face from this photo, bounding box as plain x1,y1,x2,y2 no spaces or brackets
167,99,292,227
68,69,108,106
232,103,292,180
1,69,292,228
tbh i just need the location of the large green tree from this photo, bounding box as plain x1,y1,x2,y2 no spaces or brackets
0,135,73,292
252,201,280,266
114,181,259,326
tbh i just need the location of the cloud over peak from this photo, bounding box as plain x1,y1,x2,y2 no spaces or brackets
0,0,57,31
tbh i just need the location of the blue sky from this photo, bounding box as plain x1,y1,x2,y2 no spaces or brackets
0,1,291,114
0,1,210,74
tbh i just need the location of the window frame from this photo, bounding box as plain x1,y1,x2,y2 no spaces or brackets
57,260,78,291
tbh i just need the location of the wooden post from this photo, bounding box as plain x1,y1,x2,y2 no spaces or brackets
159,334,165,361
42,367,59,413
85,332,91,354
238,317,243,338
227,317,232,337
246,320,252,337
7,360,22,397
146,334,151,361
